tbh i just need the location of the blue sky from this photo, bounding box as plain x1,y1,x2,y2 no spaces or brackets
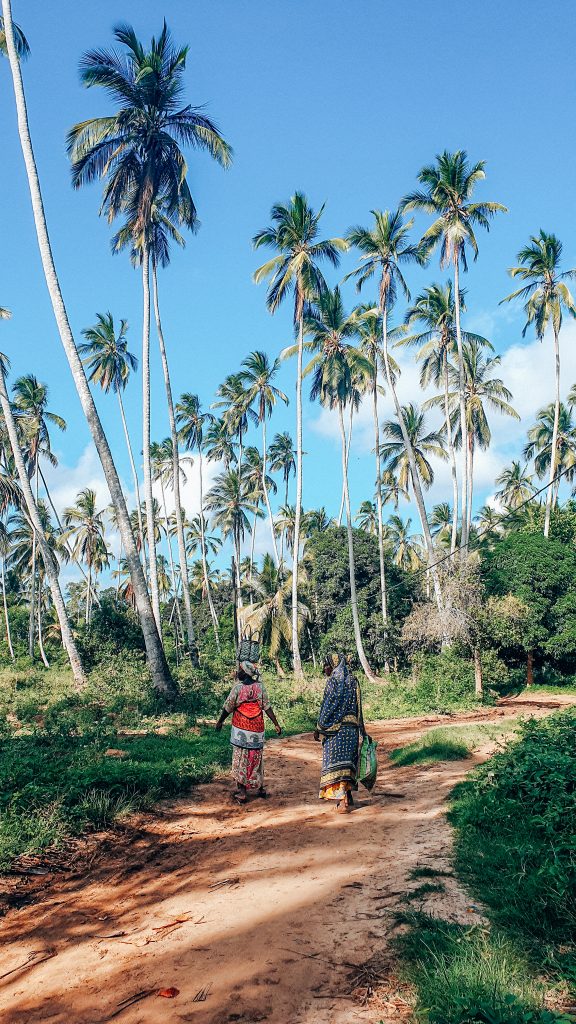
2,0,576,574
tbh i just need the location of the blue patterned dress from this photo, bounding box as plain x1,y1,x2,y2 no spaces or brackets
317,659,365,800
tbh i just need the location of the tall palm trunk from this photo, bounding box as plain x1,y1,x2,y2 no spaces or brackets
337,402,354,526
338,402,376,682
467,435,475,539
197,451,220,648
233,533,243,644
159,480,184,639
1,542,15,661
85,560,91,625
117,389,145,564
151,265,198,662
37,587,49,668
28,464,38,657
249,508,258,606
115,536,123,602
1,0,174,695
453,259,469,554
544,328,561,538
38,465,101,610
443,349,459,554
261,416,280,565
380,297,444,613
279,476,289,568
0,366,87,688
372,369,389,633
141,247,161,634
291,298,304,678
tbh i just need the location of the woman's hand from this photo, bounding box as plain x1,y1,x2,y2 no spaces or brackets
313,729,320,742
274,724,282,736
215,720,223,732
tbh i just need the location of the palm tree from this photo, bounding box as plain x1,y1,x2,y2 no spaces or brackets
355,500,379,536
432,341,519,533
79,312,144,555
305,507,333,535
241,554,310,676
0,13,28,57
254,192,346,677
203,416,237,469
524,402,576,505
68,21,230,651
1,1,172,693
401,283,491,553
12,374,65,657
356,304,399,627
268,431,296,565
429,503,453,548
475,505,502,545
402,153,507,551
62,488,110,624
10,499,62,667
386,514,424,572
150,438,186,633
240,351,288,566
213,374,255,481
176,393,221,645
494,462,535,510
301,286,376,680
185,514,222,560
501,232,576,537
380,403,447,539
346,208,445,611
204,468,258,640
241,445,272,599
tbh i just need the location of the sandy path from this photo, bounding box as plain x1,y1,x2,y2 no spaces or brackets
0,694,572,1024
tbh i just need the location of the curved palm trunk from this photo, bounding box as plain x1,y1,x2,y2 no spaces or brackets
338,402,376,682
117,389,145,565
152,265,198,663
197,451,220,649
372,372,389,635
1,543,15,661
115,535,123,603
443,349,459,555
37,588,49,668
141,248,161,635
453,260,469,555
159,478,179,611
38,465,101,610
1,1,174,695
0,366,87,688
380,299,444,614
261,416,280,565
337,402,354,527
28,464,38,658
291,301,304,678
544,328,561,538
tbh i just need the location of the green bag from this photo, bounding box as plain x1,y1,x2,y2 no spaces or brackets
358,734,378,791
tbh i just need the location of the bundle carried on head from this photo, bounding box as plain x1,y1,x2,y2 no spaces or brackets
237,626,261,666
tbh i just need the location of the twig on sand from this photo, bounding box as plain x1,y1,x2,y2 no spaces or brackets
209,877,240,890
192,983,212,1002
0,948,56,981
91,988,156,1022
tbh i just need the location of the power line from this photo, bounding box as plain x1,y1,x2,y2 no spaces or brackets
384,462,575,595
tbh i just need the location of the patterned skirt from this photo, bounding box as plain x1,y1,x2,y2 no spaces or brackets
231,746,264,790
319,723,359,801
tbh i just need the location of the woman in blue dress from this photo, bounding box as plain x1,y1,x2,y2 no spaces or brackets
314,653,365,814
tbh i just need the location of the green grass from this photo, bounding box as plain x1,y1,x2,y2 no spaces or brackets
393,912,571,1024
405,881,446,900
408,865,454,880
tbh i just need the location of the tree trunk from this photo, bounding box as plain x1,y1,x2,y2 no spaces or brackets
279,476,289,568
160,478,180,614
1,547,15,661
152,264,198,662
526,650,534,687
0,366,87,688
380,296,444,613
467,436,475,539
372,371,389,633
338,402,376,682
443,349,459,555
1,0,174,695
141,248,161,635
337,401,353,527
232,551,242,645
453,259,469,555
249,509,258,606
291,298,304,678
115,535,123,603
261,415,280,565
28,464,38,658
117,389,145,564
473,647,483,697
85,561,91,625
198,451,221,649
544,328,561,538
37,589,49,668
38,465,101,610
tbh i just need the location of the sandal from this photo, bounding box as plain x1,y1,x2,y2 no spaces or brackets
336,801,351,814
257,788,268,799
232,791,247,805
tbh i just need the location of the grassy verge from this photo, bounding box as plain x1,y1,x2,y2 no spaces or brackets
388,720,522,768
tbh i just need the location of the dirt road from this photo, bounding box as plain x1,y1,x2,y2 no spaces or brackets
0,694,572,1024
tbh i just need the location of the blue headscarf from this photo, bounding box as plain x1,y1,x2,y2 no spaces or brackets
317,655,359,737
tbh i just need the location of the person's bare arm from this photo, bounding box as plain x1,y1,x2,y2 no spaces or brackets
215,708,230,732
265,707,282,735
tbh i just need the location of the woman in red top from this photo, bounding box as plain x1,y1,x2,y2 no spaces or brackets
215,661,282,804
